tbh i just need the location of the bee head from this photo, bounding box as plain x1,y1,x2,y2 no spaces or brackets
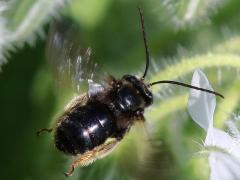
112,75,153,114
122,75,153,107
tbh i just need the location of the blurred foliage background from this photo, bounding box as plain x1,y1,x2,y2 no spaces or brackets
1,0,240,179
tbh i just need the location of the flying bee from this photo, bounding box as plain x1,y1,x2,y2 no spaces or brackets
38,8,224,177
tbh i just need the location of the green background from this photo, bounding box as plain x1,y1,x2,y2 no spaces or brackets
1,0,240,179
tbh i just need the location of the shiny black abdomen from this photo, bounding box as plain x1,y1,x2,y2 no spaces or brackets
54,102,117,155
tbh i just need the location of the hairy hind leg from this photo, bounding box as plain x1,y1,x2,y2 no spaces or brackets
64,151,94,177
64,139,119,177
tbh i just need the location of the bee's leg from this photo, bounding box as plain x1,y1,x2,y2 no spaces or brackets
64,139,119,177
36,128,53,136
95,138,119,159
64,164,75,177
64,151,94,177
135,109,145,122
135,109,154,141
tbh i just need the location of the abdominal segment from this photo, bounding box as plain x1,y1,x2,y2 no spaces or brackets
54,102,117,155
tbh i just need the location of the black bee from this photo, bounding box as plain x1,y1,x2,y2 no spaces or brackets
37,8,224,177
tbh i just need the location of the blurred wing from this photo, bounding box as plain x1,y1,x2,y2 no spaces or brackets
47,17,103,94
187,69,216,131
87,79,105,98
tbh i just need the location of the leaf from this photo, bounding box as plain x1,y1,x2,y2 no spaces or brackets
150,53,240,94
188,69,216,131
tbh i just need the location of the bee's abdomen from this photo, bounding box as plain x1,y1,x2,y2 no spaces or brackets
54,102,116,155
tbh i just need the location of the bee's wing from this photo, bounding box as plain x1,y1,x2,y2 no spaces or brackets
47,18,105,95
187,69,216,131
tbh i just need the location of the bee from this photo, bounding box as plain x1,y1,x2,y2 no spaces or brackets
37,8,224,177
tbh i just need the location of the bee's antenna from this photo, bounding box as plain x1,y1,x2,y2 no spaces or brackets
138,7,150,79
149,80,224,99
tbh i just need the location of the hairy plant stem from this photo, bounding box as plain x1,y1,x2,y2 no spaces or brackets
150,53,240,93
